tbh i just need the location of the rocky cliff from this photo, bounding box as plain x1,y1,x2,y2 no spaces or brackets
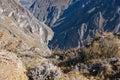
0,0,53,55
21,0,120,49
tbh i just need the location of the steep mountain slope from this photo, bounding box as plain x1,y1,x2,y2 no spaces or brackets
29,0,75,27
51,0,120,49
21,0,120,49
0,0,53,55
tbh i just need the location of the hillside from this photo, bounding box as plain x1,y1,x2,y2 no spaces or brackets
0,0,54,79
0,0,53,55
21,0,120,49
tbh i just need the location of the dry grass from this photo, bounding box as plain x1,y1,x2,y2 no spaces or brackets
82,36,119,63
0,51,28,80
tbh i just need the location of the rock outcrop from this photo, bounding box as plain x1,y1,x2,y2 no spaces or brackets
0,51,28,80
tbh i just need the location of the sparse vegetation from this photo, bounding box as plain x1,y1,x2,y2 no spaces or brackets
51,38,119,64
27,62,62,80
82,34,119,63
49,32,120,75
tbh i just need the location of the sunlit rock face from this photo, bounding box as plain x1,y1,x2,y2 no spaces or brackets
0,0,54,55
21,0,120,50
